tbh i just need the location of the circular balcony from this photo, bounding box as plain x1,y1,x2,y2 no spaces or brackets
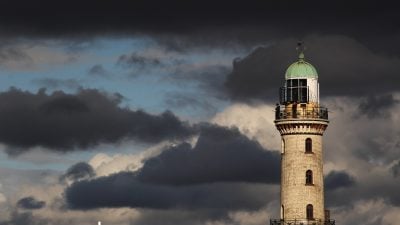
275,106,328,121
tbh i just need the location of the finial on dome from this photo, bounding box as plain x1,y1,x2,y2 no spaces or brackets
296,41,306,60
299,52,305,60
285,41,317,79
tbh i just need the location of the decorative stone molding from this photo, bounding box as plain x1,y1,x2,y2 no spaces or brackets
275,120,328,136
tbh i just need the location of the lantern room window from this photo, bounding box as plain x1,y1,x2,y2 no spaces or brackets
279,79,309,104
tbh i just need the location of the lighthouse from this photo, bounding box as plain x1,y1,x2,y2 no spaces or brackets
270,45,334,225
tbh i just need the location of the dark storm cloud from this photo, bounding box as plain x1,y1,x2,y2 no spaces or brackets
0,1,398,42
66,172,272,210
352,134,400,164
17,196,46,210
225,35,400,101
60,162,95,182
137,125,280,185
358,94,399,118
0,88,194,153
325,170,356,191
325,173,400,208
0,0,398,63
65,125,279,209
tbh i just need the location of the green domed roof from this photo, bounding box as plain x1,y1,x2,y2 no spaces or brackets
285,53,318,79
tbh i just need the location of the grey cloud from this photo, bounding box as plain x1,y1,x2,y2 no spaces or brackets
66,172,274,210
17,196,46,210
164,92,217,114
325,174,400,208
65,125,280,209
0,211,49,225
60,162,95,182
116,53,164,77
137,125,280,185
323,156,400,208
117,53,162,68
88,64,109,77
391,161,400,177
322,98,400,209
117,49,229,100
325,170,356,191
32,78,82,90
132,209,230,225
0,1,398,55
0,47,31,63
225,35,400,101
0,88,194,154
170,65,229,96
352,133,400,164
358,94,399,119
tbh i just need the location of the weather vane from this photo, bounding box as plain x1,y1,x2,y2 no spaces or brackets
296,41,306,54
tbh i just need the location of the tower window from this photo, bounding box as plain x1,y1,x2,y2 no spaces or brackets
305,138,312,153
306,170,313,185
306,204,314,220
281,79,309,104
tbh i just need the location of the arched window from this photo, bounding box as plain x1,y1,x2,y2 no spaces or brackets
306,204,314,220
305,138,312,153
306,170,313,185
281,139,285,154
281,205,284,219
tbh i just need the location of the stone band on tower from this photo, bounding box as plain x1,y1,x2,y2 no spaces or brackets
270,45,335,225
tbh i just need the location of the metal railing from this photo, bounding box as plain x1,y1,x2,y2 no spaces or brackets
275,106,328,120
270,219,335,225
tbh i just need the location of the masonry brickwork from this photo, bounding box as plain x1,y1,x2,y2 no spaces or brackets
276,119,328,221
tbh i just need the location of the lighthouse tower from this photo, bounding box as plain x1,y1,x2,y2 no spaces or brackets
270,45,334,225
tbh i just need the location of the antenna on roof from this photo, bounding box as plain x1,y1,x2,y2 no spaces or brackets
296,40,306,59
296,41,305,52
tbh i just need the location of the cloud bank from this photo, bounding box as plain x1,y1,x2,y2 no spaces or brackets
0,88,194,154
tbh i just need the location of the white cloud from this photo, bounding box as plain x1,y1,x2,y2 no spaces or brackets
89,153,142,177
89,141,171,177
211,103,280,151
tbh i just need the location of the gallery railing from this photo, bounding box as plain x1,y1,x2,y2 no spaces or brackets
275,106,328,120
270,219,335,225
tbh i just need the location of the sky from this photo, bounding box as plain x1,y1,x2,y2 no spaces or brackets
0,0,399,224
